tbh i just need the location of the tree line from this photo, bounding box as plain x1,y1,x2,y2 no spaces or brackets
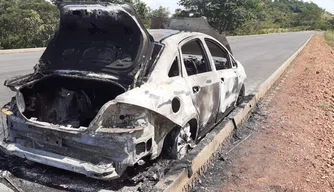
176,0,334,35
0,0,333,49
0,0,170,49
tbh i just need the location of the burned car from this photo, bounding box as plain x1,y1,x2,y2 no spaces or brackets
0,2,246,180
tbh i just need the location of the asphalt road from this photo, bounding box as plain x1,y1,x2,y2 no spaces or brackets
0,183,13,192
227,31,314,94
0,52,38,106
0,31,314,107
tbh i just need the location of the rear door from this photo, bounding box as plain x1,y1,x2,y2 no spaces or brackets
204,38,238,115
179,37,220,131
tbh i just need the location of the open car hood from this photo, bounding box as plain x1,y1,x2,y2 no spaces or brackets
39,2,154,83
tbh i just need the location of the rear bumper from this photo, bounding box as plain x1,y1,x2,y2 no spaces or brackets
0,142,119,180
0,106,155,180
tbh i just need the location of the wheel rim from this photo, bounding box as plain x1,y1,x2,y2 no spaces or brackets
176,123,192,159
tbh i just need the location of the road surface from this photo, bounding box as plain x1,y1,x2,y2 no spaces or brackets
0,31,314,107
0,183,13,192
227,31,313,94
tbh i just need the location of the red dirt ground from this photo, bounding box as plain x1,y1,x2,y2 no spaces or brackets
219,35,334,192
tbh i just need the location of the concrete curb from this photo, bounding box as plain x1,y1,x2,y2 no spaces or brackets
153,34,314,192
0,48,45,55
228,30,315,39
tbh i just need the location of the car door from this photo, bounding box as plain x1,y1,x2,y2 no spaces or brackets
179,37,220,131
204,38,239,115
229,54,244,101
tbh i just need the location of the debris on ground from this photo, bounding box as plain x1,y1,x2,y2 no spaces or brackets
0,147,174,192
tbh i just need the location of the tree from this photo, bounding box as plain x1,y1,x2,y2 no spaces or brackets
132,0,151,27
151,6,170,18
176,0,330,35
0,0,59,49
51,0,132,6
176,0,263,34
329,18,334,30
1,0,332,49
291,2,324,28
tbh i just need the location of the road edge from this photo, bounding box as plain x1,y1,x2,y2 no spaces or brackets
228,30,316,39
0,48,45,55
0,183,13,192
153,34,314,192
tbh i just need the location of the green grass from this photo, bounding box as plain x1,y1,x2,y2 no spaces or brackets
325,30,334,47
316,103,333,111
233,26,312,36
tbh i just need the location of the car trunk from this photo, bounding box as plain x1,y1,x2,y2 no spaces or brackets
19,75,125,128
5,3,154,129
39,3,154,78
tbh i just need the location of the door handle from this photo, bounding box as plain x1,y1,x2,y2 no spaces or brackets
192,86,200,94
221,78,225,82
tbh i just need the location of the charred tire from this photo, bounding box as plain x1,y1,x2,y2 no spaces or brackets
236,85,245,106
163,123,195,160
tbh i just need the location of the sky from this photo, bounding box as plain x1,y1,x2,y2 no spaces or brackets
309,0,334,14
142,0,334,14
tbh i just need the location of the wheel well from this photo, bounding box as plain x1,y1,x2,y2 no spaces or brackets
161,119,198,158
240,84,245,96
188,119,198,140
163,119,198,148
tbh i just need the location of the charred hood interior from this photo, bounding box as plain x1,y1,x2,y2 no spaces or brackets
13,4,158,128
40,3,145,74
21,75,125,128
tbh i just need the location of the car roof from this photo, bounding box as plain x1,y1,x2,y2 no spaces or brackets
147,29,180,42
148,29,216,44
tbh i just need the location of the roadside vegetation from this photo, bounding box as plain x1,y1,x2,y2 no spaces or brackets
325,30,334,47
1,0,334,49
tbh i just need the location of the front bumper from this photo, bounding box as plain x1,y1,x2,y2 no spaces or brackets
0,142,119,180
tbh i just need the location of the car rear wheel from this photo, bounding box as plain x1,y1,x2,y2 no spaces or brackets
164,123,195,160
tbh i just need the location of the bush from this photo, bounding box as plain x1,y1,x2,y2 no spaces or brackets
325,30,334,47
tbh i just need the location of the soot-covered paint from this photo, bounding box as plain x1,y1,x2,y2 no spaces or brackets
0,2,247,181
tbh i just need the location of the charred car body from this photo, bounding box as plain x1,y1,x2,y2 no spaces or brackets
0,2,246,180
